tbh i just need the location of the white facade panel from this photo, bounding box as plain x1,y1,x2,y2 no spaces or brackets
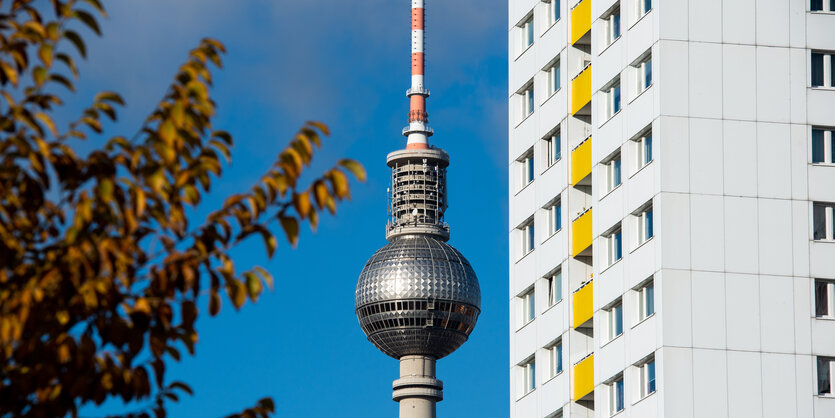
692,349,728,418
658,116,689,193
722,44,757,121
722,0,755,44
727,350,764,418
725,273,762,351
723,120,758,197
759,276,796,353
691,272,727,349
756,47,791,123
659,269,691,346
660,347,693,418
808,89,835,127
657,0,688,41
757,122,793,199
688,43,723,119
689,118,723,195
761,353,798,418
758,199,794,276
689,195,724,271
724,197,759,274
755,0,791,47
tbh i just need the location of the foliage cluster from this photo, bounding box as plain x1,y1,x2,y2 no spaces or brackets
0,1,364,416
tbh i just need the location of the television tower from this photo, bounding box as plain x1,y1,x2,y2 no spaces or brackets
354,1,481,418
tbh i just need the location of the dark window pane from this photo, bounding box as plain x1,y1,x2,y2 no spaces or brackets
613,13,621,38
831,54,835,87
646,210,654,239
819,358,831,395
813,129,825,163
646,135,653,163
814,205,828,240
812,0,823,11
615,232,623,260
817,281,830,317
812,53,824,87
832,131,835,162
648,361,656,393
614,85,621,113
614,159,621,186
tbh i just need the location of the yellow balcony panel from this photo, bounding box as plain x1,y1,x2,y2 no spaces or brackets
572,279,593,328
571,0,591,45
572,208,593,258
574,353,595,400
571,64,591,115
571,136,592,185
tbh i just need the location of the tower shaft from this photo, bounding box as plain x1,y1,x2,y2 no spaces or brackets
392,355,443,418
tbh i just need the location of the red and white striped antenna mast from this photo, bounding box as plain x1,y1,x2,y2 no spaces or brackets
404,0,432,150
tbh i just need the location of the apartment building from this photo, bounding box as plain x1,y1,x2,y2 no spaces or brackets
508,0,835,417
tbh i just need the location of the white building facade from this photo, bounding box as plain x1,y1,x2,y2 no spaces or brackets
508,0,835,417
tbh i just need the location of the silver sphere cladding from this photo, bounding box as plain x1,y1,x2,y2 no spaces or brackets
355,235,481,359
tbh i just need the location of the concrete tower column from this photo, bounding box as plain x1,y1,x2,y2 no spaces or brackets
392,355,443,418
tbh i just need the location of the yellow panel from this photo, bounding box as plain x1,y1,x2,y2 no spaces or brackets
571,64,591,115
571,136,592,185
574,354,595,400
572,279,593,328
572,208,593,258
571,0,591,45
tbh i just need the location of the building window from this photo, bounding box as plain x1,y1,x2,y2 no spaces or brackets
519,288,536,326
546,60,561,96
811,0,835,12
520,220,535,256
819,357,834,395
547,199,562,236
636,205,654,245
518,150,534,189
521,357,536,394
519,83,535,120
638,357,657,398
547,269,563,306
544,130,562,167
602,78,622,120
605,227,623,266
609,375,625,415
816,279,835,318
548,340,563,378
520,15,534,50
811,52,834,88
633,53,652,94
636,0,651,19
606,300,624,342
603,152,622,194
634,129,653,171
813,203,835,241
812,128,835,164
602,6,621,48
545,0,561,26
637,279,655,322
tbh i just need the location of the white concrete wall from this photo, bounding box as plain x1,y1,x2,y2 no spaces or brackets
510,0,834,417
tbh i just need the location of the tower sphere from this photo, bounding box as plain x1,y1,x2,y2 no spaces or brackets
355,235,481,359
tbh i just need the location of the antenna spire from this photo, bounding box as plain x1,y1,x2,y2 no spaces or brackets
404,0,432,149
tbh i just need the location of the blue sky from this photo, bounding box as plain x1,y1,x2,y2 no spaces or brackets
73,1,509,416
